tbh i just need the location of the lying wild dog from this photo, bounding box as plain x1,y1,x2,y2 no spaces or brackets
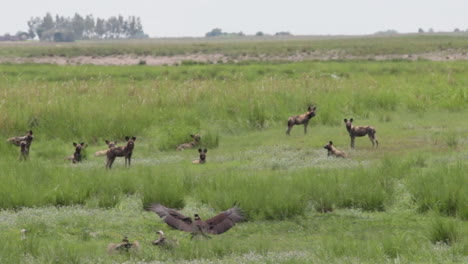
286,106,317,135
192,148,207,164
176,134,201,150
66,142,86,163
344,118,379,148
323,141,347,158
94,140,118,157
106,136,136,169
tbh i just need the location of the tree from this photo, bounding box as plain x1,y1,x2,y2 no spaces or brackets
205,28,223,37
256,31,264,36
418,28,424,33
84,15,95,39
95,18,106,38
72,13,85,39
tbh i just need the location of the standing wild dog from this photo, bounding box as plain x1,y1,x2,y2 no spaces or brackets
66,142,86,163
7,130,34,146
192,148,207,164
94,140,118,157
106,136,136,169
176,134,201,150
8,130,34,159
323,141,347,158
19,140,30,161
344,118,378,148
286,106,317,135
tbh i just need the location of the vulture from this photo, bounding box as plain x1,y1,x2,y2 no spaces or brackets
107,236,140,254
152,230,177,249
147,203,245,237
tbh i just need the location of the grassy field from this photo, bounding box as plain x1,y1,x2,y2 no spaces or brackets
0,38,467,263
1,34,468,59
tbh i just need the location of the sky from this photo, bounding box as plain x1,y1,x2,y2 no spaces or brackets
1,0,467,37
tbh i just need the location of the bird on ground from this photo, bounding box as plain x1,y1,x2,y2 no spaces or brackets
107,236,140,254
152,230,178,249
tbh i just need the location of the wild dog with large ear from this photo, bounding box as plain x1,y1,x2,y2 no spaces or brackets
286,106,317,135
66,142,86,163
323,141,347,158
94,140,118,157
106,136,136,169
176,134,201,150
344,118,378,148
192,148,207,164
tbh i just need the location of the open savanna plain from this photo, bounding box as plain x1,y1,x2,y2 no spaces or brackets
0,35,467,263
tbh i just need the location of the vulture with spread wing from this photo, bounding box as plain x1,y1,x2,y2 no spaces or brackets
147,203,245,237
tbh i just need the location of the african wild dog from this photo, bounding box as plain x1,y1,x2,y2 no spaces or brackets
192,148,207,164
286,106,317,135
7,130,34,146
323,141,347,158
8,130,34,157
176,134,201,150
344,118,378,148
106,136,136,169
19,140,30,161
94,140,118,157
66,142,86,163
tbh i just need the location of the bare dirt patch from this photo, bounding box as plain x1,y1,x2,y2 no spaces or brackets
1,51,467,65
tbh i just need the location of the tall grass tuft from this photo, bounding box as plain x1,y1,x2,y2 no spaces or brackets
429,217,460,245
408,163,467,219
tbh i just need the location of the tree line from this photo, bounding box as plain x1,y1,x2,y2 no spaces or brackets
27,13,147,42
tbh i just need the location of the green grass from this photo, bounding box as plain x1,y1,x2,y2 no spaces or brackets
1,34,468,58
0,52,467,263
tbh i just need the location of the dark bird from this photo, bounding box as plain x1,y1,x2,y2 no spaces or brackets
152,230,178,249
147,203,245,238
107,236,140,254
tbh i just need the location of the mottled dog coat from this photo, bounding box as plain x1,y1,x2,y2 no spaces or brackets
177,134,201,150
323,141,347,158
94,140,118,157
66,142,86,163
286,106,317,135
192,148,207,164
344,118,378,148
106,136,136,169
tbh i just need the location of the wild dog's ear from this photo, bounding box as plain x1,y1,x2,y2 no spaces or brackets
329,141,333,145
125,136,130,141
190,134,194,138
312,106,317,110
105,140,110,144
80,142,85,146
350,118,353,122
204,149,207,153
73,142,77,147
344,119,348,123
198,148,202,153
131,136,136,141
28,130,33,135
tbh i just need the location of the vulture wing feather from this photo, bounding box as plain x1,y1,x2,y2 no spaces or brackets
205,207,245,234
147,203,193,232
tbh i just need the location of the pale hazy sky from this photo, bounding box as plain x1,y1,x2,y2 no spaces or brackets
1,0,467,37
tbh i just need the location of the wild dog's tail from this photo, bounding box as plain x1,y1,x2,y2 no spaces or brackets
94,150,108,157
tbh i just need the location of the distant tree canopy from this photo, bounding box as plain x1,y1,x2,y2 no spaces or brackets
27,13,148,41
205,28,245,37
275,31,292,36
